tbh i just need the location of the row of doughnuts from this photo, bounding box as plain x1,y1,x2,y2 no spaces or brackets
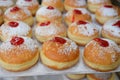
66,73,116,80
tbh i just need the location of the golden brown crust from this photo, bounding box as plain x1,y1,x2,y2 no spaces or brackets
42,41,79,62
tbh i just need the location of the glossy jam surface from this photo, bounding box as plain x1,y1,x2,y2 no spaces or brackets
8,22,19,28
10,6,20,12
52,37,66,44
10,37,24,46
47,6,54,10
77,20,87,25
25,0,32,2
73,9,82,14
113,20,120,28
104,5,113,8
94,38,109,47
40,21,50,26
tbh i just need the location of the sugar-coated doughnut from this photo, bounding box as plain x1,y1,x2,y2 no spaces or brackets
41,0,64,12
40,36,79,70
84,38,120,72
68,20,99,46
0,36,39,71
4,6,34,26
66,74,85,80
16,0,39,16
35,21,67,42
0,21,32,41
95,5,119,25
102,18,120,44
65,8,91,26
64,0,87,11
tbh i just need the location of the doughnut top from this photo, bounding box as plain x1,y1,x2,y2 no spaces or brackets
0,0,14,7
42,0,58,3
70,21,98,36
43,37,78,55
85,38,120,64
4,6,31,20
93,73,112,80
16,0,39,7
36,6,61,18
0,21,31,38
88,0,109,3
35,21,66,36
99,5,118,16
0,36,38,53
103,19,120,37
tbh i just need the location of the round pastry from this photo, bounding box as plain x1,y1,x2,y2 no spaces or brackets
0,9,3,25
16,0,39,16
83,38,120,72
0,36,39,71
68,20,99,46
65,8,91,26
95,5,119,25
87,73,115,80
87,0,110,13
3,6,34,26
41,0,64,12
102,18,120,44
64,0,87,11
40,36,79,70
0,21,32,41
35,21,67,42
66,74,85,80
36,6,62,23
0,0,14,12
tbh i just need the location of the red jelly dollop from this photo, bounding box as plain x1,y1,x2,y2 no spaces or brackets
104,5,113,8
10,37,24,46
113,20,120,28
25,0,32,1
10,6,20,12
9,21,19,28
53,37,66,44
77,21,87,25
47,6,54,10
94,38,109,47
40,21,50,26
73,9,82,14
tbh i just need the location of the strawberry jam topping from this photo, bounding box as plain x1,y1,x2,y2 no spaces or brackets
40,21,50,26
9,21,19,28
52,37,66,44
104,5,113,8
113,20,120,28
47,6,54,10
94,38,109,47
77,21,87,25
10,6,20,12
10,37,24,46
73,9,82,14
25,0,32,2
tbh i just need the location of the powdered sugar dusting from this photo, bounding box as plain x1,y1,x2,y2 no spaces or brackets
35,22,65,36
74,0,86,6
88,0,108,3
16,0,39,7
0,21,31,39
73,21,98,36
4,6,31,20
58,38,78,55
103,19,120,37
0,0,13,7
94,73,111,80
86,38,120,62
36,6,61,18
99,6,118,16
0,36,38,53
